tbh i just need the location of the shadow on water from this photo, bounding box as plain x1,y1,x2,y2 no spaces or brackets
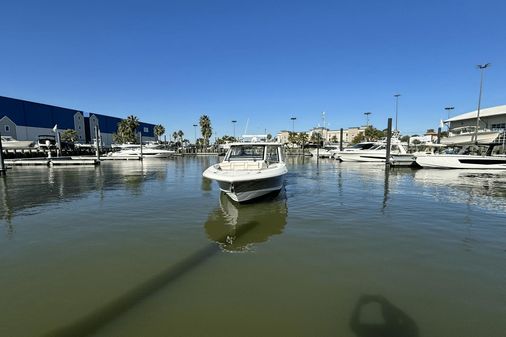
42,192,285,337
205,190,288,252
350,295,419,337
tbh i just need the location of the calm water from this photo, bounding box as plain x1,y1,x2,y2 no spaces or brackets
1,157,505,337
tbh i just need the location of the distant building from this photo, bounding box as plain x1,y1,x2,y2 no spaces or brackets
444,105,506,131
276,126,366,145
0,96,156,146
276,130,291,144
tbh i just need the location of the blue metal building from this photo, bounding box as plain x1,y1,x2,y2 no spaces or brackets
0,96,156,146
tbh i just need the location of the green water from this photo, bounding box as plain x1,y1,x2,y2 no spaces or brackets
1,157,505,337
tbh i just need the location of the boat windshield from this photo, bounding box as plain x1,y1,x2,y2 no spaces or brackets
227,145,265,161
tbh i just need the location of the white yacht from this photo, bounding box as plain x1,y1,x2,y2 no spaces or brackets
415,144,506,169
329,142,375,160
390,143,446,167
337,139,407,162
441,126,499,145
310,144,340,158
202,142,287,202
1,136,35,149
107,145,175,158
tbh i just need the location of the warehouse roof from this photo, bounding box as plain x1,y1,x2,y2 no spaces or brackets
444,105,506,123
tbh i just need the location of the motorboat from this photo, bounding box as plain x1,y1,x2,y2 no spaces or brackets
390,143,446,167
441,126,499,145
330,142,376,160
35,135,57,149
309,144,340,158
336,139,407,162
0,136,35,149
415,144,506,169
202,142,287,202
107,145,175,158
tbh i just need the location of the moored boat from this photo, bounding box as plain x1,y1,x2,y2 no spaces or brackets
202,142,287,202
415,144,506,169
337,139,407,162
1,136,35,149
440,126,500,145
107,145,175,158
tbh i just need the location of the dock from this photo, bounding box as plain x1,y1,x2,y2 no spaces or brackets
5,157,100,166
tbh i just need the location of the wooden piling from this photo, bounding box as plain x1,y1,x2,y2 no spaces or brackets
0,133,6,176
339,128,344,151
385,118,392,167
437,127,441,144
139,132,143,161
95,126,101,161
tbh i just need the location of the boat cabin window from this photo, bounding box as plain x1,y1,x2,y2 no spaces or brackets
227,145,265,161
266,146,280,163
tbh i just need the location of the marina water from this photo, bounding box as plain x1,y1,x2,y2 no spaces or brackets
1,157,505,337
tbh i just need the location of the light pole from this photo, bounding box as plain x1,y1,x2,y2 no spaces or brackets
232,120,237,139
394,94,401,131
444,106,454,120
193,124,197,144
364,112,372,127
290,117,296,133
474,63,491,143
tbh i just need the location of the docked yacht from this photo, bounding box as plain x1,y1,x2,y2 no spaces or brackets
415,144,506,169
337,139,407,162
202,142,287,202
329,142,376,160
107,145,175,158
310,144,340,158
440,126,499,145
390,143,446,167
1,136,35,149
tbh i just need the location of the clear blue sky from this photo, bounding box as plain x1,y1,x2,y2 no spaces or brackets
1,0,505,139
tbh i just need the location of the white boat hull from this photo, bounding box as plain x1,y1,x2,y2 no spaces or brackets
1,140,34,149
440,131,499,145
108,149,175,158
310,149,333,158
415,155,506,169
203,163,287,202
339,151,388,162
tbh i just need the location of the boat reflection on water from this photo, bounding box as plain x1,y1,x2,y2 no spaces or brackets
205,190,288,252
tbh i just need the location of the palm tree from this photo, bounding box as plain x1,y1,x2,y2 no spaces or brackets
297,132,308,145
113,115,140,144
177,130,184,143
288,132,298,146
126,115,140,131
199,115,213,147
154,124,165,142
172,131,178,143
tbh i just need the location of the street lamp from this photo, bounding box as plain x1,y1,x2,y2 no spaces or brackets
474,63,491,143
232,120,237,139
290,117,296,133
394,94,401,131
193,124,197,144
364,112,372,127
444,106,454,120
